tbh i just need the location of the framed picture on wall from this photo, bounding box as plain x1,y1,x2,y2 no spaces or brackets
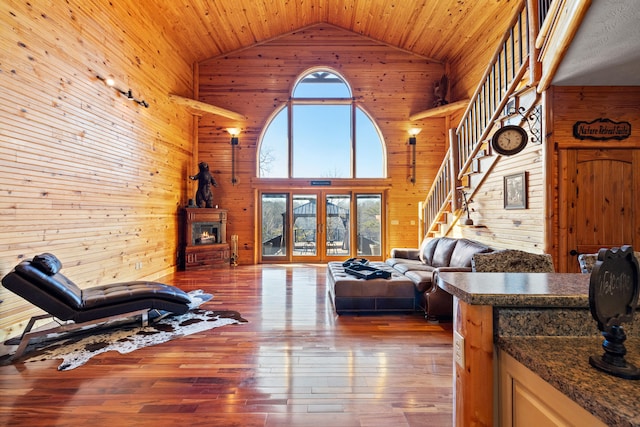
504,172,527,209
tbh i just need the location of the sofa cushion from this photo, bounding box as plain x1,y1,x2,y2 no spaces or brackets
403,270,436,293
419,237,439,265
431,237,458,267
393,262,435,275
449,239,492,267
389,248,421,261
385,257,423,268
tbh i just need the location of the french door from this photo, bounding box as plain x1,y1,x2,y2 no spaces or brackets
260,191,383,263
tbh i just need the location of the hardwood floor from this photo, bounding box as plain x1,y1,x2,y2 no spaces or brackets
0,264,453,427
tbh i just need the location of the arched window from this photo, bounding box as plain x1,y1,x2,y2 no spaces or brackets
259,69,385,179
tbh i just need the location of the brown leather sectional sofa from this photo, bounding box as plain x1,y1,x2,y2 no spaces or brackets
385,236,492,320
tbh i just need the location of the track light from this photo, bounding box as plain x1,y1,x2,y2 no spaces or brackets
95,73,149,108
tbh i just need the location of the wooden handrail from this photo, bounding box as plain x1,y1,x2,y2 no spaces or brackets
536,0,564,49
536,0,592,92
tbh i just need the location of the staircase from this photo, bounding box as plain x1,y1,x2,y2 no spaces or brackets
421,2,537,237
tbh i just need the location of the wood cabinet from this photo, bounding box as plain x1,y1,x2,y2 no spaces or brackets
180,208,230,270
498,351,606,427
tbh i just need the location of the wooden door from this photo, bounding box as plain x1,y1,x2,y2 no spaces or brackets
559,149,639,272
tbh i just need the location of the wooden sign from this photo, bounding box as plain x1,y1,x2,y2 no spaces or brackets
573,118,631,141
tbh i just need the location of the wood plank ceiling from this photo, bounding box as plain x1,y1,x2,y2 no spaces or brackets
147,0,515,64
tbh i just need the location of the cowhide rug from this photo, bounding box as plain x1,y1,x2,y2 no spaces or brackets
2,290,247,371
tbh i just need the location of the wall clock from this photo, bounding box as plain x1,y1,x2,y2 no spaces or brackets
491,125,528,156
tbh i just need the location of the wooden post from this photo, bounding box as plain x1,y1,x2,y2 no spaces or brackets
449,128,460,212
453,296,494,427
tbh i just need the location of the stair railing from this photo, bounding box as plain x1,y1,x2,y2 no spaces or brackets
455,3,531,180
422,1,538,236
421,147,452,237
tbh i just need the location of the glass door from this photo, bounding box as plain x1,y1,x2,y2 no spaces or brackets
355,194,382,257
261,193,288,261
260,191,383,263
325,194,351,259
292,194,318,259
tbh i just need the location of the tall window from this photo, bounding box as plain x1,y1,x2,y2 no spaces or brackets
259,69,385,179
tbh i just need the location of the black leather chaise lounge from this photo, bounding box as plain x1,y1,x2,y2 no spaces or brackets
2,253,193,358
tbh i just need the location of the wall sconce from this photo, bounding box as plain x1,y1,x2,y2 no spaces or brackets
227,128,240,185
230,234,238,266
96,74,149,108
408,128,421,184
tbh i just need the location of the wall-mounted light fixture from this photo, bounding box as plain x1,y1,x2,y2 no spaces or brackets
408,128,421,184
96,74,149,108
227,128,240,185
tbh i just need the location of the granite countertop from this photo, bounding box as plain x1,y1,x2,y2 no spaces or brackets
439,271,640,425
499,336,640,427
437,272,591,307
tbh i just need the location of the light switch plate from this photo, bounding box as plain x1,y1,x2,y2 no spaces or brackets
454,330,465,368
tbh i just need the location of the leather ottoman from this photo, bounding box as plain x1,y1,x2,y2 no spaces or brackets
326,261,417,314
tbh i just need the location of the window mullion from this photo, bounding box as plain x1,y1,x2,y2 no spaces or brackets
351,102,356,179
287,99,293,179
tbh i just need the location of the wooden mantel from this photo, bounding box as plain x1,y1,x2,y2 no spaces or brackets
409,99,470,121
169,94,247,121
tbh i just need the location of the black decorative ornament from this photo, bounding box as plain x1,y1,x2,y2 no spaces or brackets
588,246,640,380
491,125,528,156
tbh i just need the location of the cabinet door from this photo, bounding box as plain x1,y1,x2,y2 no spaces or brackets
499,352,606,427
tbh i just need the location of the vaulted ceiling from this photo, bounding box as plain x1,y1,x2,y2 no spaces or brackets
148,0,517,65
146,0,640,86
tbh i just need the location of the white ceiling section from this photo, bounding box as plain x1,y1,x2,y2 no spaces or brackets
552,0,640,86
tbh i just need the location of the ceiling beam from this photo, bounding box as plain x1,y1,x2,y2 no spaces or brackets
169,94,247,121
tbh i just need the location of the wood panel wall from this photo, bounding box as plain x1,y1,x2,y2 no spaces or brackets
0,1,194,341
548,86,640,271
448,2,523,103
196,24,448,263
453,141,547,252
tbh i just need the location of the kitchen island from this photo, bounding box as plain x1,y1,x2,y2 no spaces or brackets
437,272,639,427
